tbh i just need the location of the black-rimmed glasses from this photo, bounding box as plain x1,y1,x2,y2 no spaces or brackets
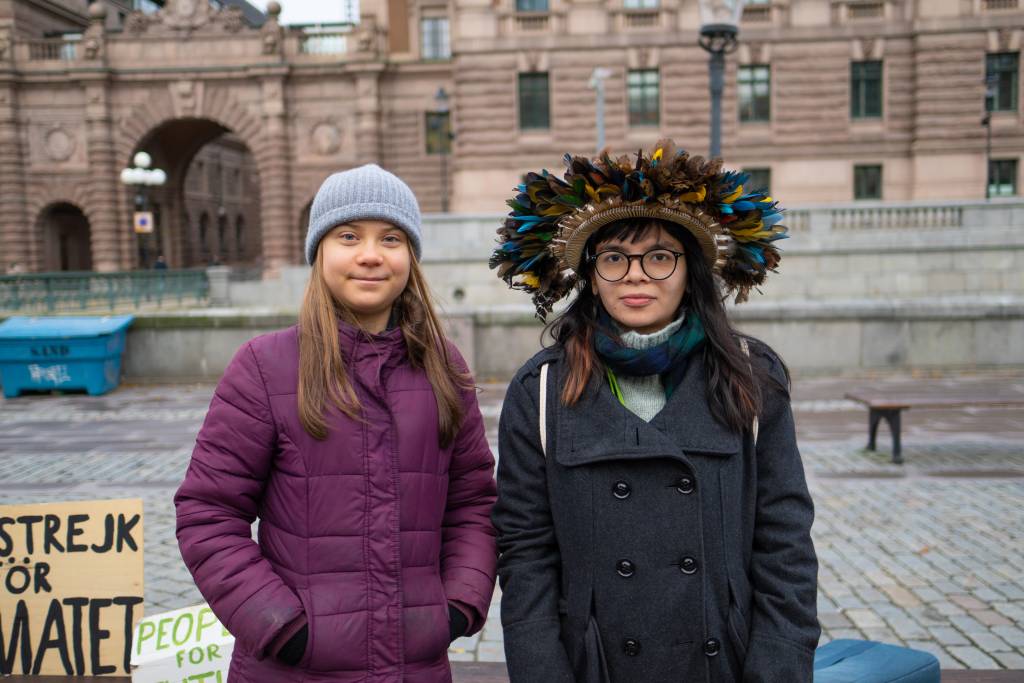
588,248,685,282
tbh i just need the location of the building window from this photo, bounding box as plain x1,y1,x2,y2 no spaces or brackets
425,112,452,154
738,65,771,122
199,213,210,262
518,72,550,130
743,168,771,195
988,159,1018,197
134,0,163,14
854,164,883,200
851,60,883,119
421,17,450,60
986,52,1019,113
627,69,660,127
235,216,245,258
623,0,658,8
516,0,548,11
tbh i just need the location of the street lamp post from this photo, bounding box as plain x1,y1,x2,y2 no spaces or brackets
434,87,451,213
983,75,998,200
698,0,746,158
589,67,613,153
119,151,166,269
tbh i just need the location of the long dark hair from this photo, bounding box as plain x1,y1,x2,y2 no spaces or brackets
546,219,786,433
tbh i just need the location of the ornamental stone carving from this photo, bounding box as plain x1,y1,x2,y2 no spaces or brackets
124,12,151,35
44,127,77,162
0,29,11,62
311,122,342,155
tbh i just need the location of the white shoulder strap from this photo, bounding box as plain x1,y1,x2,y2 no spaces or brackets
737,338,759,444
539,363,549,457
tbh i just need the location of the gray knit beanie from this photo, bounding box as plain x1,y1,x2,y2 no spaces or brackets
305,164,422,264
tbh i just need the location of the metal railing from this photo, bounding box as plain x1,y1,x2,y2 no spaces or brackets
515,13,550,31
0,270,209,314
26,38,78,61
299,33,348,55
622,10,660,28
742,5,773,22
846,1,885,19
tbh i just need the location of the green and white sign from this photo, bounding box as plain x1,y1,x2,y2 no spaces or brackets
130,604,233,683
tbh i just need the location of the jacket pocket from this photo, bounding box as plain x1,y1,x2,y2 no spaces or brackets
403,602,451,664
296,589,315,670
298,589,369,672
581,615,611,683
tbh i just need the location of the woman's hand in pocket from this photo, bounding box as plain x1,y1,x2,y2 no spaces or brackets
448,605,469,644
275,624,309,666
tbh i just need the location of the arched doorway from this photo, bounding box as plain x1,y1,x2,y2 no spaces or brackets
37,203,92,272
127,118,262,269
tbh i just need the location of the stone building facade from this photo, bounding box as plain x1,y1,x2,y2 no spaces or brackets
0,0,1021,273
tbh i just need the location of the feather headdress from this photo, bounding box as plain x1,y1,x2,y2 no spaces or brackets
489,138,788,319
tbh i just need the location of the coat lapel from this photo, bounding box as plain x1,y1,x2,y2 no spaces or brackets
554,355,740,468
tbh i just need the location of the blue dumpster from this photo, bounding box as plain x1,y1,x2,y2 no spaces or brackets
0,315,135,398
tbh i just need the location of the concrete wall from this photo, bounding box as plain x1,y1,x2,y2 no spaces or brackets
161,198,1024,380
119,297,1024,383
224,198,1024,310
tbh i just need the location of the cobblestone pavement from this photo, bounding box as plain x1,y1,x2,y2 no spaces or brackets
1,374,1022,669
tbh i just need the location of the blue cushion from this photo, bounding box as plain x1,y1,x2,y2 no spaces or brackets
814,639,940,683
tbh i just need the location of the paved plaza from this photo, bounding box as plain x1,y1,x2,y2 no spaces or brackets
1,372,1022,670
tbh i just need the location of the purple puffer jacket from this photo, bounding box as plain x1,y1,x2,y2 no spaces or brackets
174,322,498,683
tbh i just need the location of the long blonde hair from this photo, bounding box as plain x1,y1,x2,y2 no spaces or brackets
297,246,470,445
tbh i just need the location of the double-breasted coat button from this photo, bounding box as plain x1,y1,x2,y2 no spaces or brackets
704,638,721,657
612,481,631,499
623,639,641,656
616,559,636,577
676,476,695,494
679,557,698,574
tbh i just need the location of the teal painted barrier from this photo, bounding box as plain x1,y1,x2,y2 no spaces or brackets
0,315,135,397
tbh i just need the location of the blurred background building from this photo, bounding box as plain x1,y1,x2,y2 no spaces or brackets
0,0,1020,274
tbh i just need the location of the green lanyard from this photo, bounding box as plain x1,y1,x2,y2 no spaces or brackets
606,368,626,407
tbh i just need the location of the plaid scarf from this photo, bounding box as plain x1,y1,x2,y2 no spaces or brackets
594,310,706,397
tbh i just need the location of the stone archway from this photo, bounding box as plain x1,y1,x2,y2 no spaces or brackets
37,202,93,272
124,118,263,269
116,84,288,271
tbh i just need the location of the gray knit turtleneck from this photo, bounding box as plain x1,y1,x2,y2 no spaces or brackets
612,314,685,422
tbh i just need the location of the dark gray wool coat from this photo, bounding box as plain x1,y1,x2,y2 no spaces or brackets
492,340,820,683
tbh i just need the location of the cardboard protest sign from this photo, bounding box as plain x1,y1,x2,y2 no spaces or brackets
0,498,144,676
131,604,234,683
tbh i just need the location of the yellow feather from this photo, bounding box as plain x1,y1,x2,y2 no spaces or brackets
678,185,707,203
653,148,664,162
722,185,744,204
520,273,540,288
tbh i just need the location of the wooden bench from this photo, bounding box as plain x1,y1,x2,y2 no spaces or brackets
844,387,1024,464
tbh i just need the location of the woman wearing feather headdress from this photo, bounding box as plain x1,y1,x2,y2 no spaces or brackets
490,140,819,682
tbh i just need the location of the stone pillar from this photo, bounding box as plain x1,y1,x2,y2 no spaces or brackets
0,74,32,273
258,72,294,274
206,266,232,307
80,8,123,272
354,67,384,164
82,79,124,272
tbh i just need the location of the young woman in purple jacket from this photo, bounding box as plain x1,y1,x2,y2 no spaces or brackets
174,165,498,683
